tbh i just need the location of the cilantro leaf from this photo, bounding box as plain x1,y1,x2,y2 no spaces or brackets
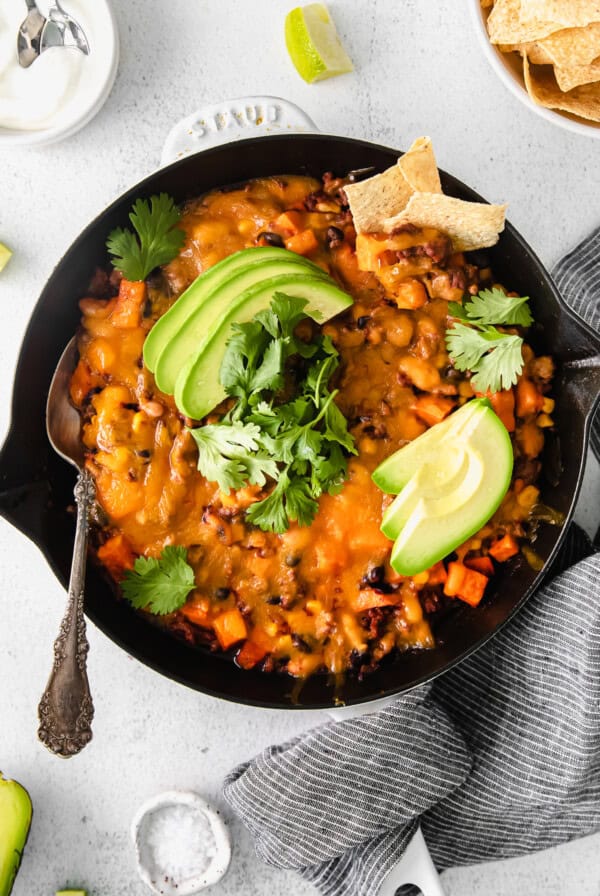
471,334,524,392
446,285,533,394
121,546,195,615
461,287,533,327
245,475,289,533
446,324,524,394
285,476,319,527
106,194,186,281
189,422,263,491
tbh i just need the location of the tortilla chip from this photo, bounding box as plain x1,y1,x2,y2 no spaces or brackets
487,0,563,44
520,0,600,28
382,193,507,253
540,22,600,67
553,57,600,92
523,54,600,121
345,136,442,234
344,166,413,235
499,40,553,64
397,137,442,195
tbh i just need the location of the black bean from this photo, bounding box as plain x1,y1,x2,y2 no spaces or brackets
257,231,284,248
326,226,344,248
356,315,370,330
368,565,385,584
122,402,139,411
266,595,282,605
215,587,230,601
291,634,312,654
285,554,301,568
136,449,151,458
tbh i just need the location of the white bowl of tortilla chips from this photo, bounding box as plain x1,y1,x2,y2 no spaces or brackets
471,0,600,138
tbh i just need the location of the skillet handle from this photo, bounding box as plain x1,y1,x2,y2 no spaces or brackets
160,96,318,167
561,353,600,422
326,702,446,895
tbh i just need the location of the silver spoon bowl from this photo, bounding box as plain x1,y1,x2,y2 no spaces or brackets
40,0,90,55
38,335,94,757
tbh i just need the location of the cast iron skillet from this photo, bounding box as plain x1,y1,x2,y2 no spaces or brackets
1,134,599,709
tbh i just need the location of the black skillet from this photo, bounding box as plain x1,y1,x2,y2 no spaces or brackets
1,134,599,709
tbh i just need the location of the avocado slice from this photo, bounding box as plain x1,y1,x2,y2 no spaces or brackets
0,772,32,896
372,398,487,495
56,890,87,895
175,274,353,420
144,246,324,373
373,400,513,576
154,257,329,394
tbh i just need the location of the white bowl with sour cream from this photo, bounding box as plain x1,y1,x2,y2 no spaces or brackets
0,0,119,146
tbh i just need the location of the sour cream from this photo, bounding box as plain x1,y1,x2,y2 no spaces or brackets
0,0,98,131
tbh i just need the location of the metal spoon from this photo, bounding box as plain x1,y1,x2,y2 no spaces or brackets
38,336,94,758
40,0,90,55
17,0,46,68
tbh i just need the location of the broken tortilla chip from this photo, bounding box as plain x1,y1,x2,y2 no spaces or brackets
520,0,600,28
344,136,442,234
487,0,563,45
396,137,442,194
382,193,507,253
553,58,600,92
523,54,600,121
499,40,553,64
343,165,413,235
540,22,600,67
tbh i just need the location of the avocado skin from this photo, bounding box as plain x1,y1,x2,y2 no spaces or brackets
0,772,33,896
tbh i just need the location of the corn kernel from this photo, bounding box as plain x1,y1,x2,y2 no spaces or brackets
306,600,322,615
412,571,429,587
517,485,540,509
537,413,554,428
359,437,378,455
458,380,474,398
131,411,147,434
542,397,555,414
238,219,254,236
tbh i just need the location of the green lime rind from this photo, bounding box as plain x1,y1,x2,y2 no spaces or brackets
284,4,353,83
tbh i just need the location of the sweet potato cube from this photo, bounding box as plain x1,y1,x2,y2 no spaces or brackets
213,608,248,650
110,279,147,329
489,534,519,563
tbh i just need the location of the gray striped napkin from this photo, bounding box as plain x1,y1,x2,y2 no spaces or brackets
223,235,600,896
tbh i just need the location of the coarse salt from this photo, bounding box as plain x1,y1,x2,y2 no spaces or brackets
138,804,217,891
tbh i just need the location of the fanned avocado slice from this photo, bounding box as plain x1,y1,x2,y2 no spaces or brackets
372,399,513,576
154,256,329,394
0,772,32,896
143,246,325,373
175,274,353,420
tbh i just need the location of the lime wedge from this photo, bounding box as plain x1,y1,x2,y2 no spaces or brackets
0,242,12,272
285,3,353,83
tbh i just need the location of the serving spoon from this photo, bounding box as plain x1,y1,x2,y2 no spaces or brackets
17,0,46,68
40,0,90,56
38,335,94,757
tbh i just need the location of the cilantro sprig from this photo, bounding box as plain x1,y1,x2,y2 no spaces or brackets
446,287,533,393
189,294,356,533
121,545,195,615
106,194,186,282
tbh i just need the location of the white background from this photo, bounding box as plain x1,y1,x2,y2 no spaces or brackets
1,1,600,894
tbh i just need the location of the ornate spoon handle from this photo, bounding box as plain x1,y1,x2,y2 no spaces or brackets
38,468,95,757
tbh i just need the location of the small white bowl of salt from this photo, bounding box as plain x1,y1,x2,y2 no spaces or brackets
132,791,231,895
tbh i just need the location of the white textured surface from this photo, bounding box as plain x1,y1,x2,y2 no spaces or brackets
0,1,599,895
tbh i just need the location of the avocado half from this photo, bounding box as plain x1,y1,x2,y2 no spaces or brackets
0,772,33,896
373,398,513,576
